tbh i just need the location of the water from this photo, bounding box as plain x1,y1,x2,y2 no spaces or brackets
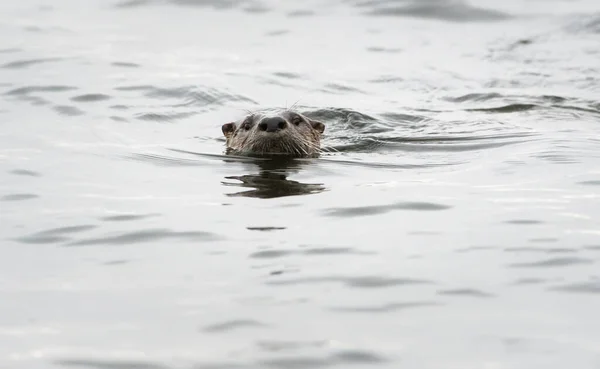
1,0,600,368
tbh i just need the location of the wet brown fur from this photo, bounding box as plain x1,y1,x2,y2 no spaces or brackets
221,109,325,157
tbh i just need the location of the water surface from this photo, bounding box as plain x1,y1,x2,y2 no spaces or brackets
1,0,600,368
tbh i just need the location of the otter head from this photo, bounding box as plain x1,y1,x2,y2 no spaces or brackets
221,110,325,157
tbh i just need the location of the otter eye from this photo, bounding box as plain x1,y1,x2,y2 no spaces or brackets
241,117,253,130
292,116,303,125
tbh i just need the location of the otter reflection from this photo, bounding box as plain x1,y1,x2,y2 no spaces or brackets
222,156,326,199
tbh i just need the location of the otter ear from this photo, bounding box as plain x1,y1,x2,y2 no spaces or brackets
309,120,325,134
222,122,236,138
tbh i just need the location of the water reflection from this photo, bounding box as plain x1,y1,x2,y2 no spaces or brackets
222,156,326,199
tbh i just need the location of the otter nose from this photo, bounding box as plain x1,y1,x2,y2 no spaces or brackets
258,117,288,132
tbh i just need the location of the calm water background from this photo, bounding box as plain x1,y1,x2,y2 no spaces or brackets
1,0,600,368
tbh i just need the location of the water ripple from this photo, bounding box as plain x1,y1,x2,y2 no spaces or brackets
1,193,39,201
1,57,63,69
504,247,577,254
287,10,315,17
201,319,268,333
246,226,286,231
5,85,77,95
111,61,141,68
508,257,594,268
367,46,403,53
351,0,511,22
53,105,85,116
115,85,258,111
549,281,600,294
100,213,159,222
64,228,220,247
266,275,433,288
258,350,388,368
55,359,168,369
114,85,154,91
8,169,41,176
437,288,495,298
126,153,210,167
148,86,257,107
71,93,112,102
298,106,537,155
331,301,442,313
0,48,22,54
322,201,451,217
15,225,98,244
504,219,543,225
512,278,547,286
578,180,600,186
467,103,538,113
250,247,369,259
134,111,197,122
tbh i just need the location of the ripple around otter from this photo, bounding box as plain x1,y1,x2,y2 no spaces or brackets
342,137,530,152
322,201,452,217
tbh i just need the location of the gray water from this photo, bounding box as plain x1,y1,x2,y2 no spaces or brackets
1,0,600,368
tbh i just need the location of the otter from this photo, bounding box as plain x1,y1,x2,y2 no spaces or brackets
221,109,325,157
